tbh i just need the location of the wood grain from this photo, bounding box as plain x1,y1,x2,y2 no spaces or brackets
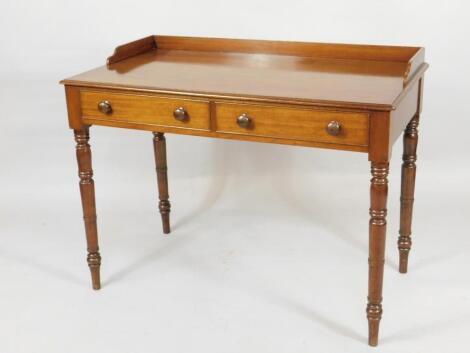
74,127,101,290
368,111,391,162
82,116,369,152
61,36,426,111
105,35,422,68
107,35,156,66
398,114,419,273
60,35,429,346
154,35,421,62
367,161,389,346
153,132,171,234
390,82,420,144
215,102,369,146
65,86,83,129
80,90,210,131
78,88,371,152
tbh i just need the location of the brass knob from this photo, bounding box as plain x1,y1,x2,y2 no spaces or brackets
98,101,112,114
236,113,251,128
173,107,188,121
326,121,341,136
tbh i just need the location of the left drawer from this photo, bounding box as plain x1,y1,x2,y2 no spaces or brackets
80,91,211,130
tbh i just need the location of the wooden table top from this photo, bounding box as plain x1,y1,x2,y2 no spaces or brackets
62,35,426,111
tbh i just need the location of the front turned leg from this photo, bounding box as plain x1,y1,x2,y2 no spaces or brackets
398,114,419,273
153,132,171,234
367,162,389,346
74,128,101,290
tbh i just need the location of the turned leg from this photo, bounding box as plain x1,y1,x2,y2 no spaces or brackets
367,162,389,346
74,128,101,290
153,132,171,234
398,114,419,273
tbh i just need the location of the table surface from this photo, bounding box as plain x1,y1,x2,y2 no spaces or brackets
63,35,425,110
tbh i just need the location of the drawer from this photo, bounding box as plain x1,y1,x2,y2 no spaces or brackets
215,103,369,146
80,91,210,130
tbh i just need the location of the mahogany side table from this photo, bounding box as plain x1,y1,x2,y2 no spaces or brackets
60,35,428,346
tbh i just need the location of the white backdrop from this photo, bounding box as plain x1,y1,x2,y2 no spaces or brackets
1,1,469,353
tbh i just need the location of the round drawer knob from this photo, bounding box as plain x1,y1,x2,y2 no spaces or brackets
236,113,252,128
326,121,341,136
173,107,188,121
98,100,112,114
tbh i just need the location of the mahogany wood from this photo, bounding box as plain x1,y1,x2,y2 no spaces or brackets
214,102,369,146
107,36,156,66
398,114,419,273
153,132,171,234
390,82,419,144
74,128,101,290
62,36,428,111
81,115,369,152
108,35,422,71
61,35,429,346
65,86,82,129
367,161,389,346
81,90,211,131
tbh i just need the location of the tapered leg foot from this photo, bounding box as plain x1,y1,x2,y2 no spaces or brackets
367,161,389,346
367,303,382,346
398,244,411,274
75,128,102,290
159,200,171,234
88,252,102,290
153,132,171,234
398,114,419,273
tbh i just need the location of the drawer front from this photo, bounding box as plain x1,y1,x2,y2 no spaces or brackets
215,103,369,146
80,91,210,130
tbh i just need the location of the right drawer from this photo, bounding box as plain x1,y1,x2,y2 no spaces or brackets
214,102,369,146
